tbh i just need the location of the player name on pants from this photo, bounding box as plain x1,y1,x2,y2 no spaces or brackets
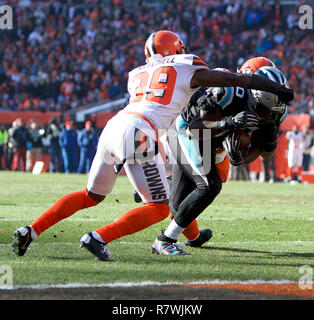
143,162,167,201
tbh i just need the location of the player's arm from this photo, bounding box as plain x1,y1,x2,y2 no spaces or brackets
187,105,224,136
188,100,258,136
190,69,294,104
242,122,279,164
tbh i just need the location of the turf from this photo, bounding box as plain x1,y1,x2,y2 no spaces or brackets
0,171,313,286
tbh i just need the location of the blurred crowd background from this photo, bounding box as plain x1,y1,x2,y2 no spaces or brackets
0,0,313,179
0,0,313,114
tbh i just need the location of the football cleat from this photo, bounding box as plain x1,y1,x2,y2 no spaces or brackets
80,232,114,262
11,226,33,256
185,229,213,247
133,189,143,203
151,238,190,255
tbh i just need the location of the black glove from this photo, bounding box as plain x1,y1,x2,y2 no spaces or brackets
218,111,259,131
196,94,212,109
223,131,250,166
259,120,279,143
259,120,279,153
277,86,294,105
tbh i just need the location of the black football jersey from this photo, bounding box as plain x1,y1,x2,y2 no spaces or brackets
182,86,287,127
181,87,207,123
180,86,287,148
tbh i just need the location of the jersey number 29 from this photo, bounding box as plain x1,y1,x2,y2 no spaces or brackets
130,66,177,105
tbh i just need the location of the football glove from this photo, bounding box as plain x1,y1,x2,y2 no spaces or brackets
218,111,259,132
259,120,279,153
259,120,279,143
223,131,251,166
277,86,294,105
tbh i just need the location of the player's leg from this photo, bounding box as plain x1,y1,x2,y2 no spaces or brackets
26,149,32,171
92,154,170,244
168,162,204,243
81,121,187,259
61,148,70,173
11,125,118,257
11,188,101,256
160,163,221,236
286,150,294,181
296,151,303,182
153,130,218,254
82,155,185,260
183,154,229,247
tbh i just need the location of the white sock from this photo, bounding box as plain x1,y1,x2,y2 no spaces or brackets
92,231,106,244
164,219,185,241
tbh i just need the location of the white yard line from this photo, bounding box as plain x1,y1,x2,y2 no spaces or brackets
1,279,305,291
1,240,314,247
1,217,314,222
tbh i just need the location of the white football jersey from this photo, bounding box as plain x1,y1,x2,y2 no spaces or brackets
287,131,304,151
122,54,208,130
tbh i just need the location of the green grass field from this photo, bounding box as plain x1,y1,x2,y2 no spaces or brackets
0,171,313,287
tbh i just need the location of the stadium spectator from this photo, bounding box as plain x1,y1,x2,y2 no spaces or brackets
302,125,313,171
47,117,63,173
26,120,44,172
4,121,17,170
262,157,277,183
286,125,304,182
60,75,75,100
11,118,29,171
0,1,312,114
0,124,8,170
77,120,99,174
59,120,78,173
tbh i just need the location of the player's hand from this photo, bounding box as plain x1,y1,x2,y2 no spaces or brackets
218,112,259,132
277,86,294,105
234,111,259,129
259,120,279,143
223,131,250,166
227,111,258,131
196,94,211,109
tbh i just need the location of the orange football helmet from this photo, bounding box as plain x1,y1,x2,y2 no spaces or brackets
239,56,275,74
144,30,185,61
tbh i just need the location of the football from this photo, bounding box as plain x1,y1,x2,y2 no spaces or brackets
238,129,251,150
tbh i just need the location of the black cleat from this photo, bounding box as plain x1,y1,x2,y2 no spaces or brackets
185,229,213,247
133,190,143,203
80,232,114,261
12,226,33,256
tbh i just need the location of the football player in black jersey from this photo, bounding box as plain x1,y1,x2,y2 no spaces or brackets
152,66,290,255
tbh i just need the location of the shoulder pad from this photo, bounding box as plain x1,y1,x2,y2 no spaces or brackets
188,88,207,106
172,54,208,67
206,87,235,109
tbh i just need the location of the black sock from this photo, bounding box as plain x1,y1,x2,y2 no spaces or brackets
158,232,177,243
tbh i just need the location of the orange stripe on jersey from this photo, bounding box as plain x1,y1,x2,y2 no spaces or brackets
192,58,208,67
139,131,147,153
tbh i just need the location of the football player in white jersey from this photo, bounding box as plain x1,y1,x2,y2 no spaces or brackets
12,30,294,261
286,125,305,182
